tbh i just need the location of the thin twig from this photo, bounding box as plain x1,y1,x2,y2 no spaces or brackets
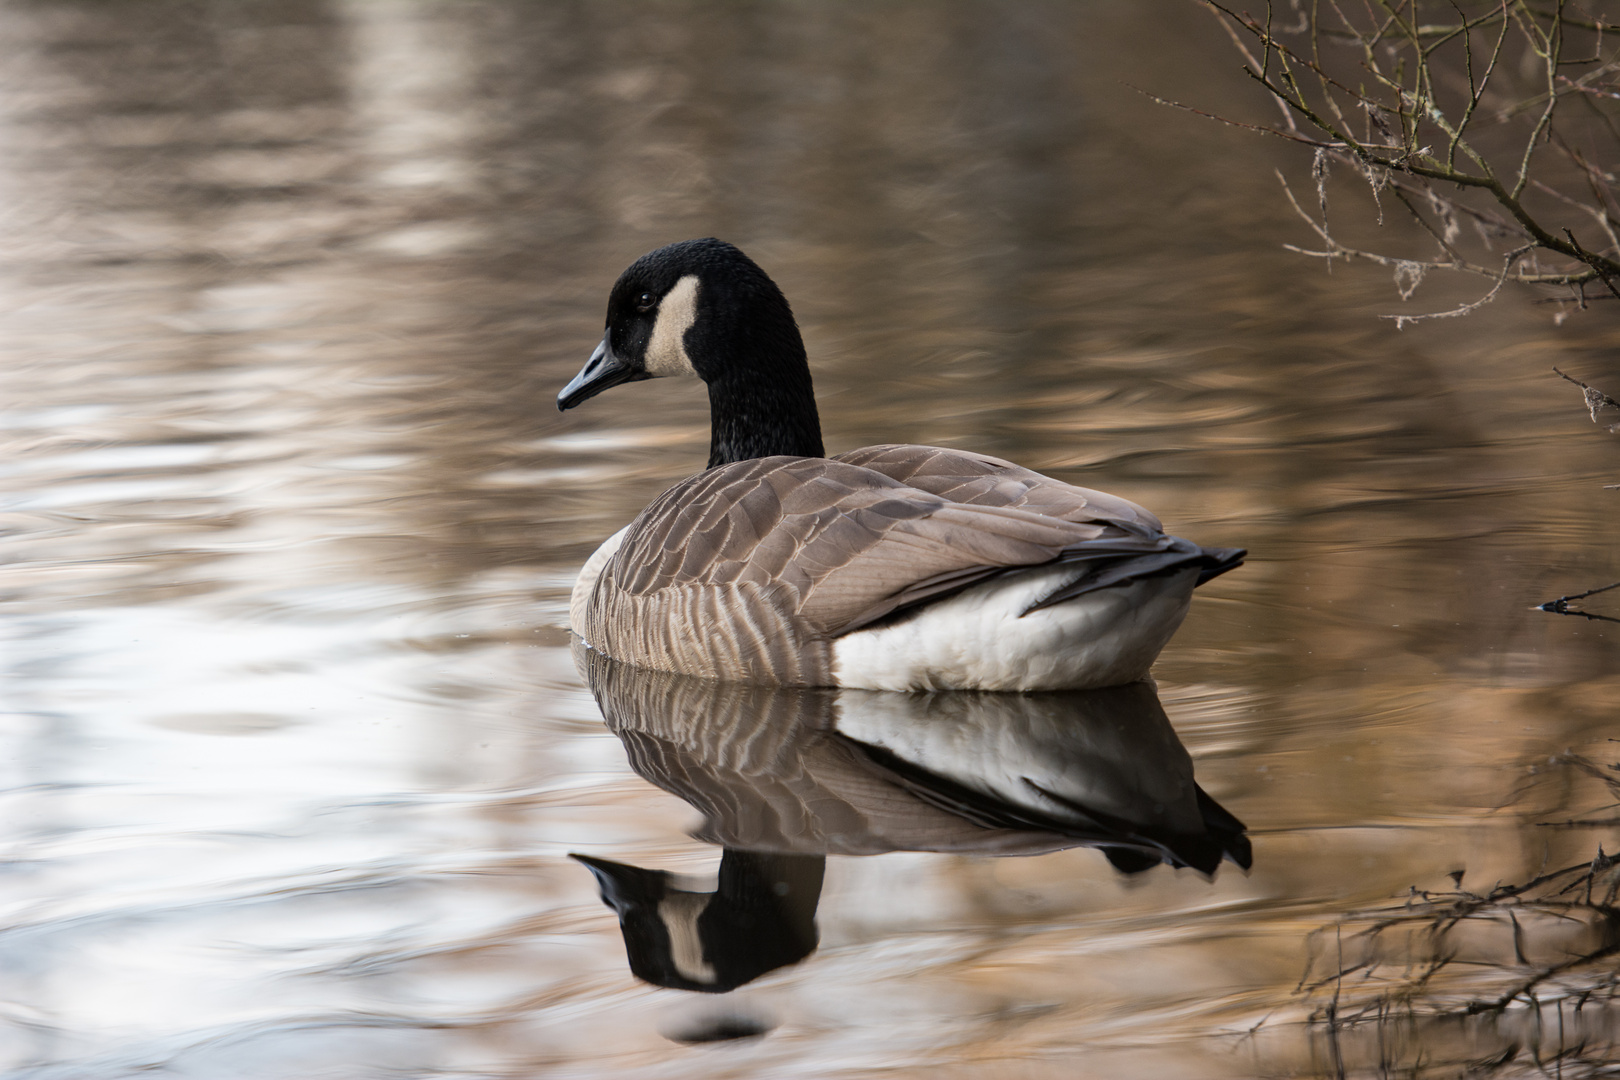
1537,579,1620,623
1553,368,1620,422
1176,0,1620,319
1128,85,1342,146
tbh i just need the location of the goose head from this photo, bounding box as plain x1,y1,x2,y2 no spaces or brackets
558,238,825,467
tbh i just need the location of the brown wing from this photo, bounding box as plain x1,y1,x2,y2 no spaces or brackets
605,455,1138,628
832,444,1164,533
584,454,1180,682
829,446,1243,613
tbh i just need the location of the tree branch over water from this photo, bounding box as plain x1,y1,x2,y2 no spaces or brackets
1555,366,1620,427
1184,0,1620,322
1298,750,1620,1076
1536,579,1620,620
1536,369,1620,620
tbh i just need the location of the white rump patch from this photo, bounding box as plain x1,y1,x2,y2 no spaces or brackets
831,565,1199,691
644,274,700,377
570,525,629,639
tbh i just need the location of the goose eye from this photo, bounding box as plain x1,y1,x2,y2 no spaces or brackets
635,291,655,312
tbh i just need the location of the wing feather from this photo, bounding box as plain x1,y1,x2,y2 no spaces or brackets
582,447,1237,683
833,444,1163,532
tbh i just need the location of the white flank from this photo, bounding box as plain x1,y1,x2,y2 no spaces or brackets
831,565,1199,691
832,688,1199,831
569,525,629,639
643,274,700,377
833,691,1089,820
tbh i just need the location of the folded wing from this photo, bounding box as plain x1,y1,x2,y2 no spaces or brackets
582,449,1237,684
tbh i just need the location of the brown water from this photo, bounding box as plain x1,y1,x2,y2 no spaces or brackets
3,2,1619,1077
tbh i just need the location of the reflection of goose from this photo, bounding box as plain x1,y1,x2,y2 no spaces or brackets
557,239,1243,691
576,648,1251,874
571,850,823,994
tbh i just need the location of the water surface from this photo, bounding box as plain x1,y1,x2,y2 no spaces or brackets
2,2,1618,1077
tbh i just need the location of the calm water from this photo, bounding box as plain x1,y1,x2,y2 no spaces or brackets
3,2,1619,1077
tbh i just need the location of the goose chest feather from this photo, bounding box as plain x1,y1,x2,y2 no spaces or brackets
557,238,1243,691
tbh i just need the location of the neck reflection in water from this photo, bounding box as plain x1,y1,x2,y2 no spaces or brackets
572,645,1251,995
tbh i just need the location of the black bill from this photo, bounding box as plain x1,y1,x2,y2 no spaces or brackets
557,331,646,411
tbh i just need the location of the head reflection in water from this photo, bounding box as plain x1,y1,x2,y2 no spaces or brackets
572,646,1250,994
571,851,823,995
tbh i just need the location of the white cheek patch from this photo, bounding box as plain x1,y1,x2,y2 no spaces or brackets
658,891,717,984
643,274,700,377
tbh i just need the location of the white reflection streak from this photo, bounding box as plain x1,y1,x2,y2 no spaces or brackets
0,6,599,1074
342,0,487,257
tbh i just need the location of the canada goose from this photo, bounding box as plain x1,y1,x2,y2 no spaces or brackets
578,648,1251,874
558,238,1243,690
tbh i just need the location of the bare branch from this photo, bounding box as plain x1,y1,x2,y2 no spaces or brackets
1171,0,1620,319
1537,579,1620,622
1297,750,1620,1074
1127,85,1342,146
1382,244,1530,328
1511,0,1564,200
1446,0,1512,171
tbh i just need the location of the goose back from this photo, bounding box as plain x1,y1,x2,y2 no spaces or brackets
833,444,1162,532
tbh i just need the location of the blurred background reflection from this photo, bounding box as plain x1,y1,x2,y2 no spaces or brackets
1,2,1617,1077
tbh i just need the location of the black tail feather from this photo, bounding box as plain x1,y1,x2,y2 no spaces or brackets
1194,546,1246,587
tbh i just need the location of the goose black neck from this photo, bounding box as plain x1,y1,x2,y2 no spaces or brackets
705,366,824,468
